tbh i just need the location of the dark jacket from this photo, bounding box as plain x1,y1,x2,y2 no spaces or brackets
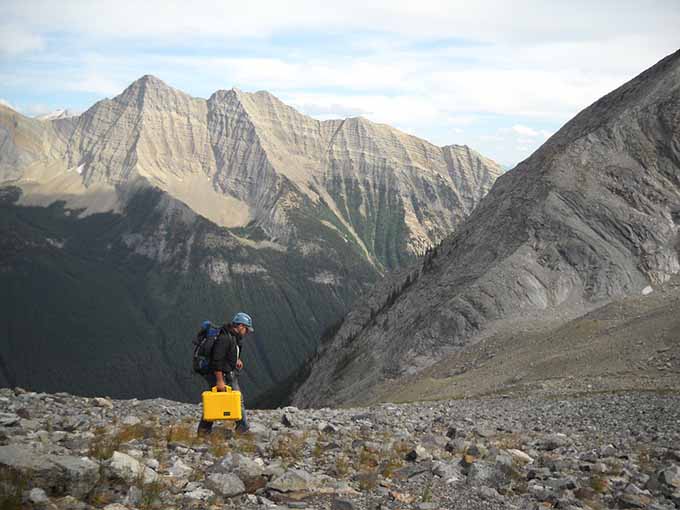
209,324,242,374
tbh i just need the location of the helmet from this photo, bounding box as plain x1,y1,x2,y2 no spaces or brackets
232,312,254,332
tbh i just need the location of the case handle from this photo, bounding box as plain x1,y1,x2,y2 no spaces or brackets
211,386,232,392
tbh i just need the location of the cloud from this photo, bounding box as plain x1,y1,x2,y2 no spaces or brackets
1,0,678,165
511,125,539,137
0,25,44,56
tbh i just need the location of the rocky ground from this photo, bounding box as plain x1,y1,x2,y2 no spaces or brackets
1,387,679,509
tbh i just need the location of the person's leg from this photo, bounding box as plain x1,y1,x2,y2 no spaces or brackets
197,373,217,436
227,372,248,432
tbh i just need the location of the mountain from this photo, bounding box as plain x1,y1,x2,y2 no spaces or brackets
36,109,79,121
293,49,680,408
0,76,501,404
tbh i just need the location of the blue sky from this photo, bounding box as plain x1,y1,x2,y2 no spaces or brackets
1,1,678,167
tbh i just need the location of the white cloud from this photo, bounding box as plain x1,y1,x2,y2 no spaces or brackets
1,0,678,165
0,25,44,56
511,125,539,137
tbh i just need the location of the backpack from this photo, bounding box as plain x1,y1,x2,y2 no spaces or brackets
192,321,222,375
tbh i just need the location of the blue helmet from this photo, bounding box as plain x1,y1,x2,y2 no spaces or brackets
232,312,254,332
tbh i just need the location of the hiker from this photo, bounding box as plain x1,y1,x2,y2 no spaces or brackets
197,312,253,436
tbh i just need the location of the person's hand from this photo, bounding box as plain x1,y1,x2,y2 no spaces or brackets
236,359,244,370
216,382,227,392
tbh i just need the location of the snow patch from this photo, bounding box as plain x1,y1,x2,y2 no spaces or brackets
231,263,267,274
205,259,231,284
642,286,653,296
309,271,341,285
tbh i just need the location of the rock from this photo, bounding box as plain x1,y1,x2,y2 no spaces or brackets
121,415,141,426
0,412,20,426
477,486,500,500
331,498,356,510
474,425,496,438
281,413,298,428
103,505,130,510
92,397,113,409
168,458,193,478
28,487,50,504
507,448,534,464
183,487,215,501
538,433,571,451
618,493,652,508
405,445,431,462
391,462,433,481
108,451,158,484
206,472,246,497
416,503,438,510
268,468,319,492
432,460,462,482
0,444,99,498
659,465,680,488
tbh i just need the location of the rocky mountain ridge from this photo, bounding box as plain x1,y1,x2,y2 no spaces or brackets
1,75,501,268
294,49,680,408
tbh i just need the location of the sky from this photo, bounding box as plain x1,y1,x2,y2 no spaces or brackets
1,1,679,167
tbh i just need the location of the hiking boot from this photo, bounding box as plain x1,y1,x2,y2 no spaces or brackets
234,424,250,435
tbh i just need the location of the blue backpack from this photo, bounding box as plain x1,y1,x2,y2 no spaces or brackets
192,321,222,375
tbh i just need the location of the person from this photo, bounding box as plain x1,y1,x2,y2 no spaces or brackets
197,312,253,436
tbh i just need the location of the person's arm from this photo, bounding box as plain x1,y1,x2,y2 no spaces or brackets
215,370,226,391
211,334,228,391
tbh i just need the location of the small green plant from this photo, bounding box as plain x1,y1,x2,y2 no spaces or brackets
134,470,164,510
421,477,433,502
271,433,306,462
0,468,27,510
359,448,380,469
334,454,350,477
590,476,609,493
88,427,120,460
116,423,157,444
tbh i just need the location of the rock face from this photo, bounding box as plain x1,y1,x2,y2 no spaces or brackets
293,49,680,408
0,77,500,404
1,75,501,268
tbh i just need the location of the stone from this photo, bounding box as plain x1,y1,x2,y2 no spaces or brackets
659,465,680,488
121,415,141,426
432,460,462,482
92,397,113,409
391,462,433,481
206,472,246,497
168,458,193,478
331,498,356,510
477,486,500,500
405,445,431,462
508,448,534,465
28,487,50,504
267,468,319,492
108,451,158,484
538,434,571,451
0,444,99,498
618,493,652,508
183,487,215,501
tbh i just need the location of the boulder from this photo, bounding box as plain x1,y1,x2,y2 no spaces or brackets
108,451,158,484
206,472,246,497
267,468,319,492
0,444,99,498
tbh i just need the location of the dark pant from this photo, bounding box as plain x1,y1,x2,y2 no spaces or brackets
197,371,248,435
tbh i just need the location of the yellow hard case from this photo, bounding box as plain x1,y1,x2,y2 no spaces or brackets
201,386,242,421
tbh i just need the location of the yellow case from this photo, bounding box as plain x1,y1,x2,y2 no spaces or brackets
202,386,243,421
